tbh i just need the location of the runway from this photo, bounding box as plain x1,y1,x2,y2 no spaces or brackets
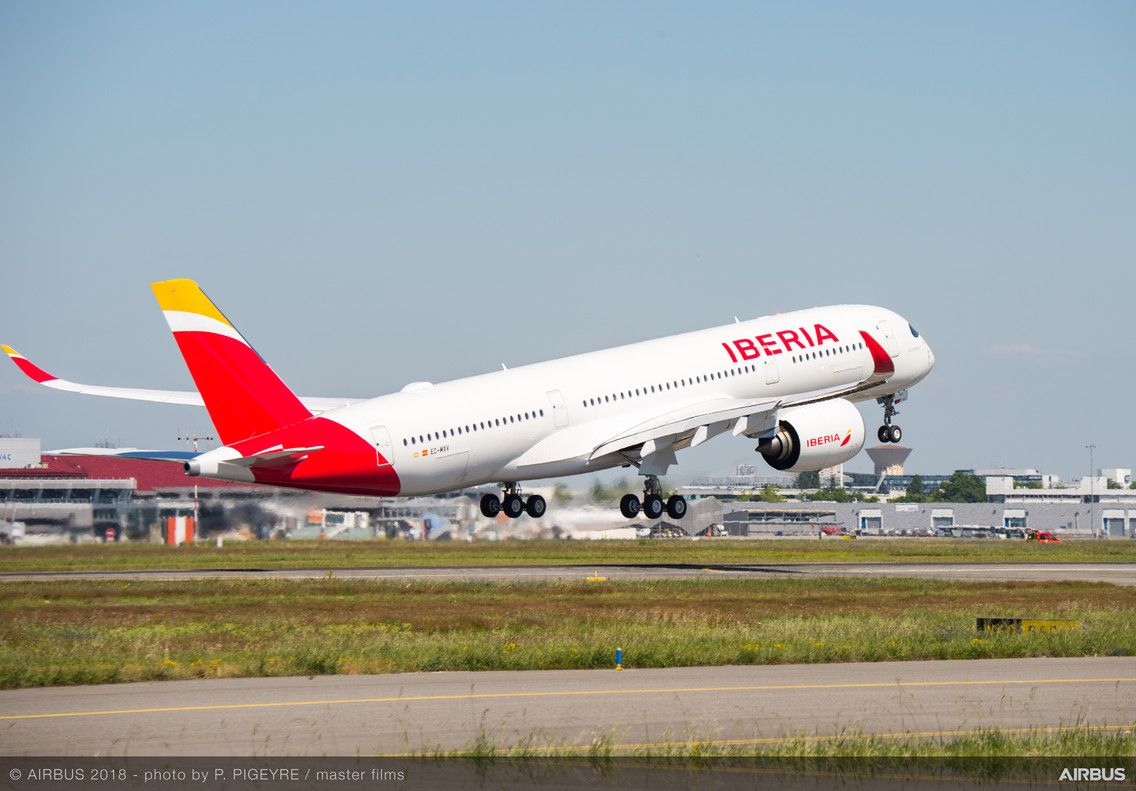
2,562,1135,585
1,657,1133,756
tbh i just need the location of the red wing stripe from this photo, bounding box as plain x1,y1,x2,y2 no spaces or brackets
859,330,895,376
2,348,56,384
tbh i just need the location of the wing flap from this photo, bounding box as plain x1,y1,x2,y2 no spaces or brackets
589,397,780,461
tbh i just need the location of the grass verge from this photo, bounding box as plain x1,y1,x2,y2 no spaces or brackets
0,577,1133,688
2,538,1135,572
437,723,1136,758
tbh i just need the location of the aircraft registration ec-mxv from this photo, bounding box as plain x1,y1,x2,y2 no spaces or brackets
4,280,934,521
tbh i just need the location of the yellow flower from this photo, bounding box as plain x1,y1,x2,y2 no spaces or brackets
503,642,518,652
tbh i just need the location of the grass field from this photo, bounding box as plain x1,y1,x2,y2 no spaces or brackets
1,577,1132,688
2,537,1135,572
442,723,1136,759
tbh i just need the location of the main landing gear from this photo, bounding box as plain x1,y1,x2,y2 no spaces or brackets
619,475,687,520
876,394,903,444
480,483,546,519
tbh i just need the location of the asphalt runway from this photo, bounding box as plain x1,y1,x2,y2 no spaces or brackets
1,657,1133,756
2,562,1135,585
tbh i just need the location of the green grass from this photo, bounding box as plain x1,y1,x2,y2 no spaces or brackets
441,723,1136,759
2,537,1134,572
0,577,1133,688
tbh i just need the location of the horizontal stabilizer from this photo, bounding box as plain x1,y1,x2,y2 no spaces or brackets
229,446,325,468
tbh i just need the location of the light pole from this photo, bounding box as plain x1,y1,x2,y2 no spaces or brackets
1085,443,1096,539
179,433,215,540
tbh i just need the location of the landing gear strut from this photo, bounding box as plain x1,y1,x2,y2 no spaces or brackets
480,483,546,519
876,394,902,444
618,475,687,520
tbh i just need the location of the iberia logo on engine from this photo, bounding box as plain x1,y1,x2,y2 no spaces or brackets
808,429,853,448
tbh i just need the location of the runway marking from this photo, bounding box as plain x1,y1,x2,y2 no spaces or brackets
2,676,1133,721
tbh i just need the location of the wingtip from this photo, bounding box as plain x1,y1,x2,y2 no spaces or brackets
2,345,56,383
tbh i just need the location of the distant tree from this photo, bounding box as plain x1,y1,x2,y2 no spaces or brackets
1130,481,1136,490
894,475,928,503
805,487,855,503
589,481,613,503
937,472,987,503
552,483,573,505
1107,480,1122,490
759,484,786,503
735,491,754,502
795,471,820,489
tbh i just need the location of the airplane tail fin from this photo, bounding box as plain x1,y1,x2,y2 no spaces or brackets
151,279,312,445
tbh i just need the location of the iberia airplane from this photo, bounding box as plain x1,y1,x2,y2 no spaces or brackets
4,280,934,520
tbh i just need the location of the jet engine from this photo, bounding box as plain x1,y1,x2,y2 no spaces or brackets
756,399,866,472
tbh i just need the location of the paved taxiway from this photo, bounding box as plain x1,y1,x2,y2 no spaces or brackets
1,657,1133,755
2,562,1134,585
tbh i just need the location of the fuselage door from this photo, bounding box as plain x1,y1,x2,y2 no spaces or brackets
547,390,569,428
370,425,394,467
764,358,780,385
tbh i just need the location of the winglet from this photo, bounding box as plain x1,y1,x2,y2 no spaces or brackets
2,345,57,384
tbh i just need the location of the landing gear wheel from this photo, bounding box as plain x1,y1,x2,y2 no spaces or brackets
525,494,546,518
643,494,664,520
619,494,641,519
887,425,902,443
665,495,687,520
877,425,889,443
479,494,501,518
502,493,525,519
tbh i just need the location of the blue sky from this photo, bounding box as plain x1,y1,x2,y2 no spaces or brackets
2,2,1133,482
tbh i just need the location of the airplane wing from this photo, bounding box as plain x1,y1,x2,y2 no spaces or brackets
3,345,359,414
512,396,780,476
48,447,201,462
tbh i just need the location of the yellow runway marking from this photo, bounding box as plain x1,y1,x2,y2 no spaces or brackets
2,677,1133,722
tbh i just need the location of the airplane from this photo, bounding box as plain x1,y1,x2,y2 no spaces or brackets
4,279,934,520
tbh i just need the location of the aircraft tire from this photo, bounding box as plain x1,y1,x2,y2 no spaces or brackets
503,493,525,519
877,425,889,443
666,495,687,520
888,425,902,443
643,494,664,520
525,495,546,518
619,494,641,519
480,494,501,518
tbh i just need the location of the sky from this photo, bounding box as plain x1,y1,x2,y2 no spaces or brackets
1,2,1134,484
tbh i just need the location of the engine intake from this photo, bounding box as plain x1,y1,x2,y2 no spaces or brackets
757,399,865,473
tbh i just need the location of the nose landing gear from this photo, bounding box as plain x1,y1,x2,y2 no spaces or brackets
480,483,547,519
876,394,903,443
618,475,687,520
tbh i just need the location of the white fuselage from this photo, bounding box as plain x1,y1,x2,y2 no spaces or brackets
322,304,934,495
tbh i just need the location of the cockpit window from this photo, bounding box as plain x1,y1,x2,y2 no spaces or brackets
909,324,920,338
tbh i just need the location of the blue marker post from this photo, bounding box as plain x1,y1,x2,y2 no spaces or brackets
615,647,623,671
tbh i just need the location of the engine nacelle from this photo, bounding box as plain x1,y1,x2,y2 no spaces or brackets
756,399,866,472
